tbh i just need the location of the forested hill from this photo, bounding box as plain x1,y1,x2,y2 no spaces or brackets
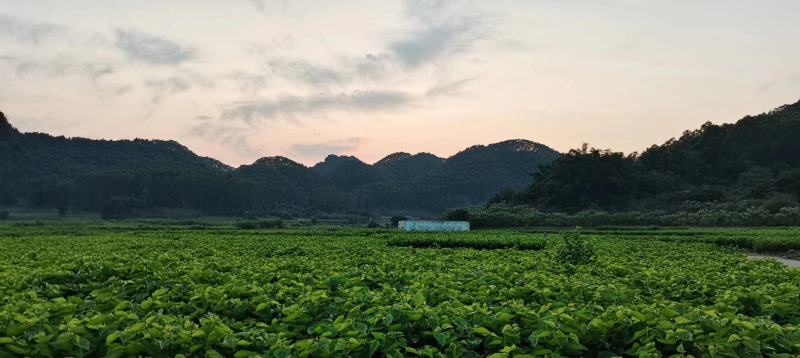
0,111,560,216
494,100,800,213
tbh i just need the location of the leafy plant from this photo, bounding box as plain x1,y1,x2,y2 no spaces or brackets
553,228,596,265
0,223,799,357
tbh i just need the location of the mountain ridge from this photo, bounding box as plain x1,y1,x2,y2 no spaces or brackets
0,113,560,214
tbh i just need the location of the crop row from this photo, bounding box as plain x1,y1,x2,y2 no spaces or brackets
387,236,545,251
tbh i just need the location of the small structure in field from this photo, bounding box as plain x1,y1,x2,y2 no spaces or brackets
398,220,470,232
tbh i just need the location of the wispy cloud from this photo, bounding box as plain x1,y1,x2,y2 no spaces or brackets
222,90,414,123
350,53,393,80
115,29,196,65
248,0,287,14
10,56,132,97
0,13,66,45
265,58,347,87
290,137,363,160
230,71,269,96
390,0,489,68
144,72,212,103
426,77,475,99
14,58,114,80
187,116,260,156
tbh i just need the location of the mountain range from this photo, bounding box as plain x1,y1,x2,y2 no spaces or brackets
5,99,798,218
0,111,559,215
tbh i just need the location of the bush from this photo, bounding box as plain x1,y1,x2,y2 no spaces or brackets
762,194,797,213
0,211,9,220
367,220,379,228
390,216,406,227
442,208,470,221
553,229,595,265
236,219,284,230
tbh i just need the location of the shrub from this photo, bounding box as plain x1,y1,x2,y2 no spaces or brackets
553,229,595,265
442,208,470,221
762,194,797,213
262,219,284,229
390,216,406,227
236,219,284,230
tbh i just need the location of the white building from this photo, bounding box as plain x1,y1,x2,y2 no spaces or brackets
398,220,470,232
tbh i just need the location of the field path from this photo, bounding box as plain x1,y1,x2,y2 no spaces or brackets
748,255,800,268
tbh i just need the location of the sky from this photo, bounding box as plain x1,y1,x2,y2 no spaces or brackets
1,0,799,166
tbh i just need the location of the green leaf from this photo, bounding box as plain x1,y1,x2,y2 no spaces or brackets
105,331,121,345
206,350,224,358
413,292,426,306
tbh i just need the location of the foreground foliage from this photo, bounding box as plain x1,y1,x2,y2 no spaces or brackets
1,225,799,357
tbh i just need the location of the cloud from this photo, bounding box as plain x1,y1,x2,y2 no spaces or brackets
248,0,287,13
426,77,475,99
187,117,259,156
222,90,414,123
10,56,131,97
252,53,395,93
389,0,489,68
230,71,269,96
115,29,196,65
265,58,346,87
290,137,363,160
144,72,212,103
350,53,393,80
14,58,114,81
0,13,66,45
249,0,267,12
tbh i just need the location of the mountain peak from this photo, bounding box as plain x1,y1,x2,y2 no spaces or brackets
454,139,559,159
375,152,412,165
0,110,19,135
488,139,554,152
253,156,304,168
322,154,362,163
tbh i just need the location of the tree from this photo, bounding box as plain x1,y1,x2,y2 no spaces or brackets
390,216,406,227
523,144,668,212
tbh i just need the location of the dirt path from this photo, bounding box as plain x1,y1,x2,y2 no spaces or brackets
748,255,800,268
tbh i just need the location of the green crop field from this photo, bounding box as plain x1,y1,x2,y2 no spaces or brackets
1,222,800,357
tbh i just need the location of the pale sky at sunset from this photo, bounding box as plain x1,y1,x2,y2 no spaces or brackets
2,0,799,166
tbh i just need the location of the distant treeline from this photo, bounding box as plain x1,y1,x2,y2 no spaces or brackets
3,99,800,222
445,203,800,228
0,110,558,217
478,100,800,225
